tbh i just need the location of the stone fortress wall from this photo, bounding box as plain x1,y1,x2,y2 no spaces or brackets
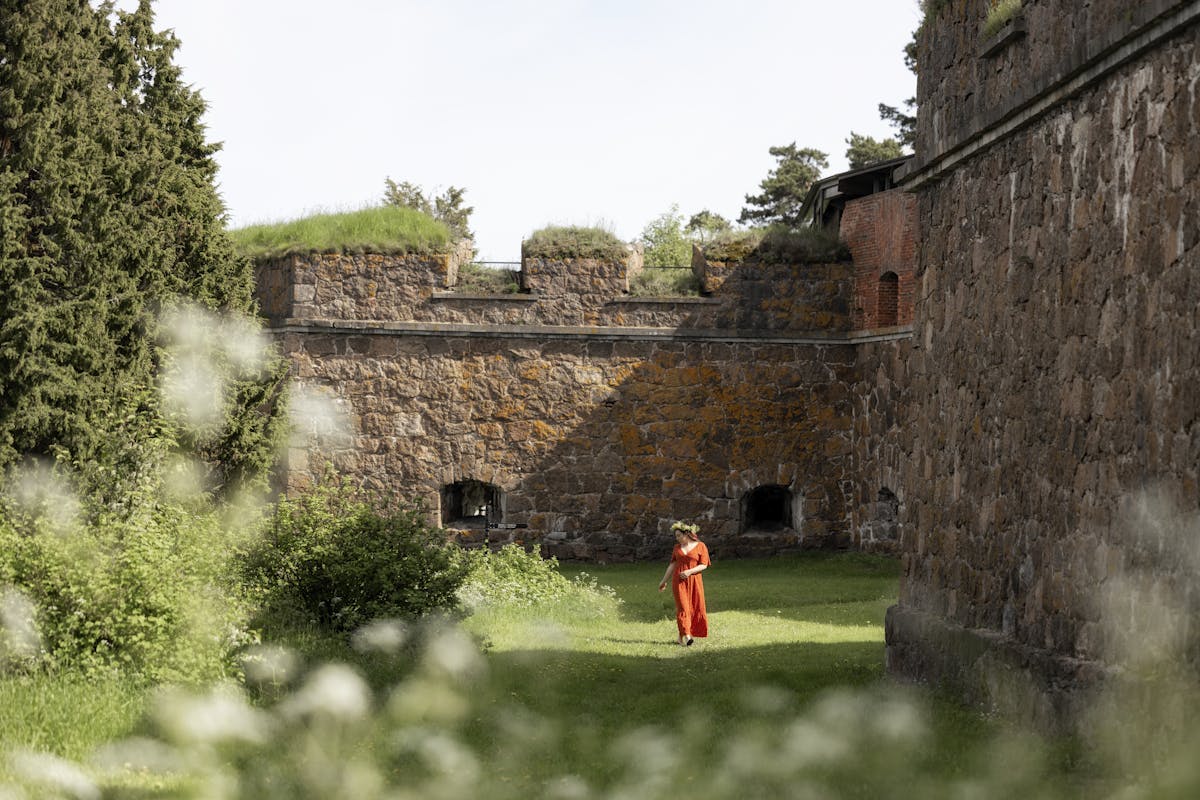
885,0,1200,728
257,198,916,563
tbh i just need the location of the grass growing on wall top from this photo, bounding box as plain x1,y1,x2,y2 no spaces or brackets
523,225,628,261
983,0,1023,38
230,205,453,260
701,225,850,263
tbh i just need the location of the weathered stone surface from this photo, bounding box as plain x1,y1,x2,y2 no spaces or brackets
887,0,1200,729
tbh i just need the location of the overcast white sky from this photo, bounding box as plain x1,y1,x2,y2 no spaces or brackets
117,1,921,261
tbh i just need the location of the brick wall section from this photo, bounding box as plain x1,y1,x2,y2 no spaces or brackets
839,190,917,330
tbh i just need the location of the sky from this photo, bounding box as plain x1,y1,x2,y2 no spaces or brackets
114,1,922,261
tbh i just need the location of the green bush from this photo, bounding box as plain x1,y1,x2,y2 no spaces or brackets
0,500,251,684
241,480,466,632
629,267,700,297
457,544,618,612
522,226,628,261
983,0,1022,38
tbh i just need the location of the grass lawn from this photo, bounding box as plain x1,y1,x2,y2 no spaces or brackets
3,551,1098,798
454,552,1013,794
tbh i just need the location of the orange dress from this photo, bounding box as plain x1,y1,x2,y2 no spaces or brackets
671,541,710,638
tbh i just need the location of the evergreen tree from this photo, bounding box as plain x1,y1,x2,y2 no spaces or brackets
738,144,829,228
845,132,905,170
0,0,284,495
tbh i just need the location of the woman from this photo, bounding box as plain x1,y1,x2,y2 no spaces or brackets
658,521,711,645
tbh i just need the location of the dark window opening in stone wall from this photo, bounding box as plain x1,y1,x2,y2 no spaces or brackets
874,487,899,541
878,272,899,327
441,480,502,529
743,485,793,532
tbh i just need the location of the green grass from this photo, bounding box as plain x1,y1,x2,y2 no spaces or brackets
230,205,452,260
701,225,850,263
522,225,628,261
2,552,1111,797
983,0,1022,38
0,673,147,778
452,261,521,294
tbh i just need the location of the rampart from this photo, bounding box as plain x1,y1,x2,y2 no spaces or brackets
259,200,916,562
887,0,1200,729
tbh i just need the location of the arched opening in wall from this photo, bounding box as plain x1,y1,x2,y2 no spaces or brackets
742,485,794,532
441,479,502,529
873,487,899,542
877,272,899,327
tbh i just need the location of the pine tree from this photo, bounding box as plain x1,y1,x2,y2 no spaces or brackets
738,144,829,228
0,0,284,495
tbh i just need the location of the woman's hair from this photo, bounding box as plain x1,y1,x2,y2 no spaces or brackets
671,520,700,540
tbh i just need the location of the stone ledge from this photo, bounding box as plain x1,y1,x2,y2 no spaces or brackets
431,291,539,302
608,296,719,306
885,604,1113,733
979,13,1027,59
272,317,913,345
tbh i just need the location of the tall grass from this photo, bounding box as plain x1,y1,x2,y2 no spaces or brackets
523,225,628,261
701,225,850,263
230,205,453,260
983,0,1023,38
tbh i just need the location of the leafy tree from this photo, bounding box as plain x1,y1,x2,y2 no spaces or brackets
845,132,905,170
639,204,691,266
0,0,284,496
384,178,474,241
878,30,918,148
685,210,732,244
738,144,829,227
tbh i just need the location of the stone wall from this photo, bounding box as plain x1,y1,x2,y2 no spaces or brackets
281,327,857,561
888,0,1200,727
265,245,885,561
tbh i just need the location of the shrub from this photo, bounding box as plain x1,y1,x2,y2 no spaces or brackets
0,499,252,684
457,544,619,613
522,226,628,262
241,479,466,632
628,267,700,297
230,205,453,260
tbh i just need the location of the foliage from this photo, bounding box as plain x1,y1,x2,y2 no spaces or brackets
452,262,520,294
0,495,253,684
523,225,628,261
738,144,829,227
685,209,733,243
702,226,850,264
240,479,467,632
230,205,453,260
983,0,1023,38
879,26,919,148
845,132,905,170
457,544,618,612
0,0,282,493
639,204,692,267
383,178,474,241
629,267,699,297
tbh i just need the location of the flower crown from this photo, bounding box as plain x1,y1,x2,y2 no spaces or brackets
671,521,699,535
